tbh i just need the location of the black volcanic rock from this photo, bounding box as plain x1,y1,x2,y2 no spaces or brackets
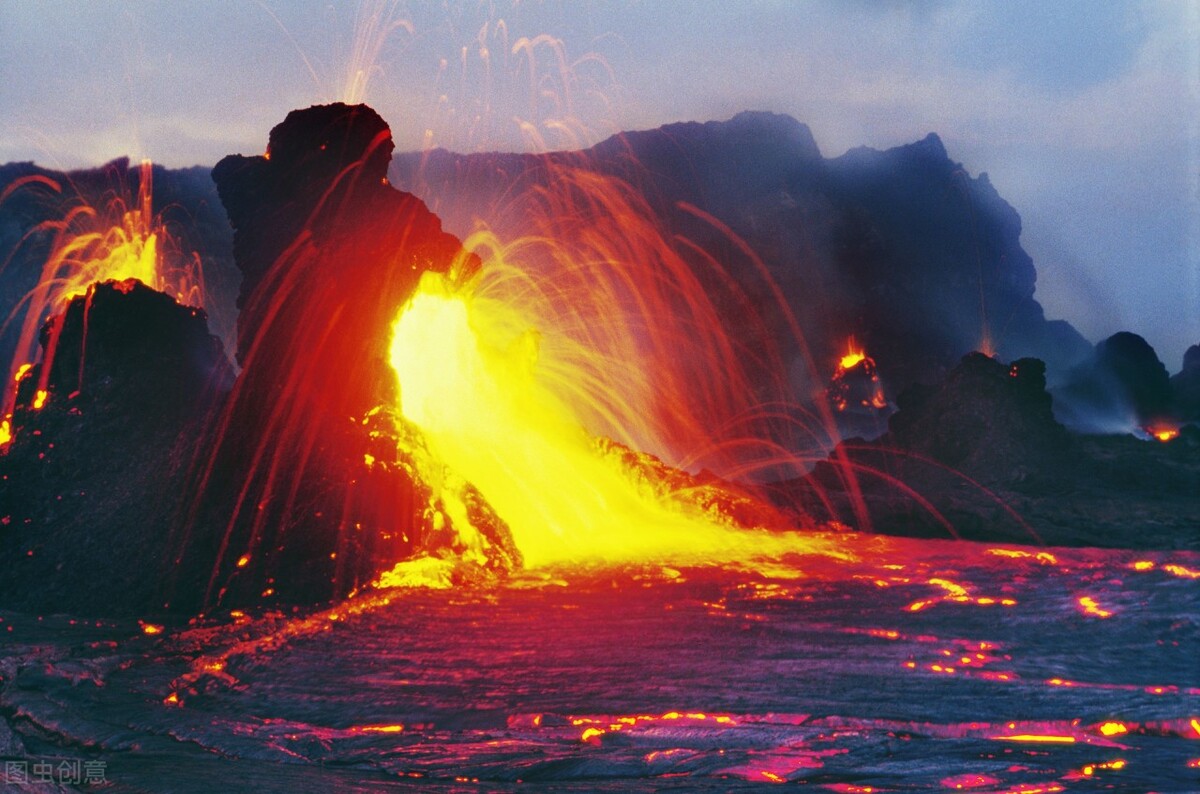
0,281,232,614
32,280,232,405
822,137,1091,387
783,352,1199,549
390,113,1091,421
1055,331,1174,431
0,158,239,365
213,103,473,380
1170,343,1200,422
887,353,1069,477
195,103,504,607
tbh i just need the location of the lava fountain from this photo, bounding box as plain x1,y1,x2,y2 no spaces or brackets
381,155,863,571
388,268,840,568
0,159,205,447
181,101,865,605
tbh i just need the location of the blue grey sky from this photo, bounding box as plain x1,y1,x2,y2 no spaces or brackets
1,1,1197,368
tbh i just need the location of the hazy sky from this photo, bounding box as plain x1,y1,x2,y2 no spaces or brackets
2,1,1197,368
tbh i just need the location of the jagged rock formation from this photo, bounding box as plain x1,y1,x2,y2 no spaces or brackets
391,112,1092,413
1054,331,1174,432
0,281,232,613
784,353,1199,549
1170,343,1200,422
822,135,1091,387
0,158,240,362
886,354,1069,477
0,105,514,614
192,103,507,607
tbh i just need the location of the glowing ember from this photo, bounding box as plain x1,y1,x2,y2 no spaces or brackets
986,548,1058,565
387,270,840,568
828,337,887,412
840,351,866,371
374,557,454,589
1077,595,1113,618
1164,563,1200,579
580,726,604,743
353,724,405,734
1145,425,1180,442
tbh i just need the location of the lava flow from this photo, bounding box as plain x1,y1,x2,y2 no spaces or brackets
387,267,838,569
381,154,858,571
1,98,1197,793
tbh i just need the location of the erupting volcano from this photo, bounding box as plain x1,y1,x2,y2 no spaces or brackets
0,98,1196,793
386,267,833,569
0,159,206,449
193,102,843,594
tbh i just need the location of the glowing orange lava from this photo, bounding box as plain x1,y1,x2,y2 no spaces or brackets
1077,595,1113,619
1145,425,1179,442
828,337,887,412
1164,564,1200,579
840,350,867,371
992,734,1077,744
386,269,844,569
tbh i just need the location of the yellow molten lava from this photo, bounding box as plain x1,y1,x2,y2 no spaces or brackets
839,351,866,371
44,160,199,310
388,271,837,569
2,159,206,450
1149,427,1179,442
56,220,159,306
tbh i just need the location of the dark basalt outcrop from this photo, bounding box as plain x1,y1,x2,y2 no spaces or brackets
886,353,1068,476
1054,331,1175,432
0,280,232,614
0,158,240,363
0,105,513,615
785,353,1199,549
1170,343,1200,422
391,112,1092,412
189,103,497,607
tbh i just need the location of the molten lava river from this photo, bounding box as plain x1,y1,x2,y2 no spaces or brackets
1,537,1197,791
